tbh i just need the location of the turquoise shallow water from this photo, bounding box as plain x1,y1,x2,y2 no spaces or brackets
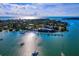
0,20,79,56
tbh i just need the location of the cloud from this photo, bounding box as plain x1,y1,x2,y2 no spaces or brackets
0,3,79,17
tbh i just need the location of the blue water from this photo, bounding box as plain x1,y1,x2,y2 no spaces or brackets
0,20,79,56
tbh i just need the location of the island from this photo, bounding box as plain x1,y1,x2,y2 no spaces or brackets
0,18,68,33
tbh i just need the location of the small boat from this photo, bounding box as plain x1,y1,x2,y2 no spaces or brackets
0,39,3,41
20,32,25,34
32,51,39,56
20,31,26,34
20,43,24,46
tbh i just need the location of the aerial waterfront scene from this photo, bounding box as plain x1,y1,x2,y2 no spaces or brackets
0,3,79,56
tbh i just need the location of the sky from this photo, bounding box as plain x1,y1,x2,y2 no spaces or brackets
0,3,79,17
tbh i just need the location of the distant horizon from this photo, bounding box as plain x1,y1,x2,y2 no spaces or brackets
0,16,79,20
